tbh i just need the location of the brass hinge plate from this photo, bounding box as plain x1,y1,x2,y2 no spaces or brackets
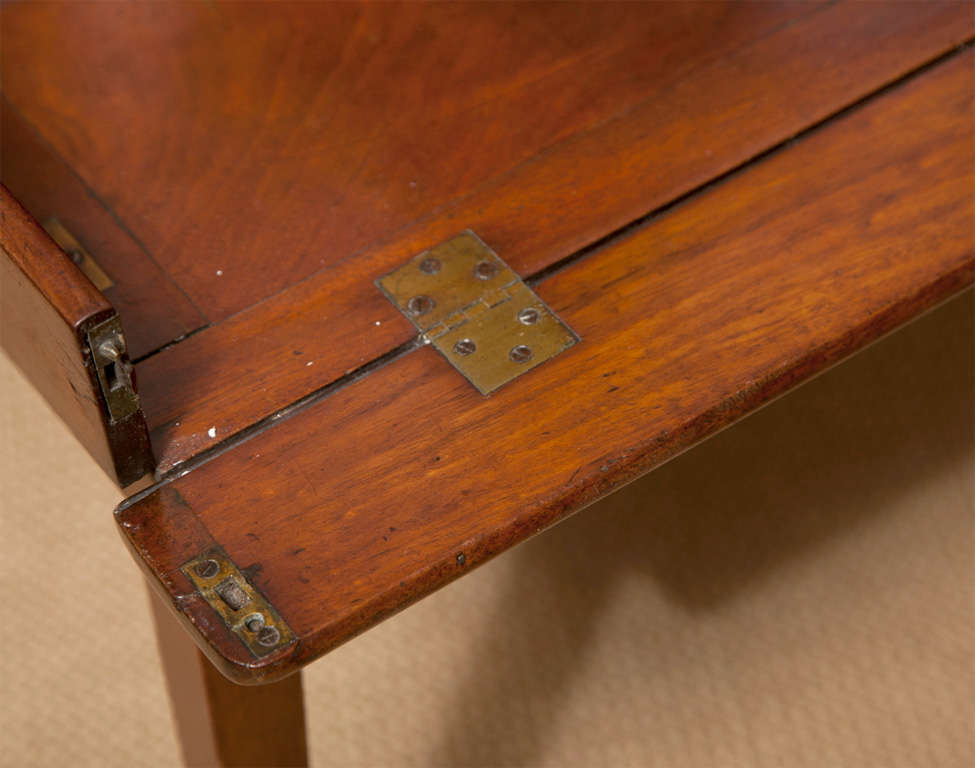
182,550,296,658
376,231,579,394
43,217,114,291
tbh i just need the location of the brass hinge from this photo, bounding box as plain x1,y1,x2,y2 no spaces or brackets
376,231,579,394
42,217,113,291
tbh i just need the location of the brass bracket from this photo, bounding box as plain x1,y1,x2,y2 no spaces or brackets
376,231,579,394
42,217,114,291
182,550,296,658
86,316,140,423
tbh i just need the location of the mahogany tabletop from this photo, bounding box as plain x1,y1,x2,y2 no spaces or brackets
1,1,972,682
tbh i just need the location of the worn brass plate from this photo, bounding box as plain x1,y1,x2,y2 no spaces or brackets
42,217,114,291
376,231,578,394
86,315,140,423
182,550,296,658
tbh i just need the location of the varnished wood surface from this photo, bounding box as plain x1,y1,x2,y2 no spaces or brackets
1,0,809,326
0,99,206,359
124,0,975,474
0,185,153,486
149,591,307,766
1,185,111,326
117,50,974,682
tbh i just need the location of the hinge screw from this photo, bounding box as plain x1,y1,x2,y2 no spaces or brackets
517,308,540,325
473,260,498,280
510,345,533,363
453,338,477,356
407,295,435,316
257,626,281,647
194,559,220,579
418,257,441,274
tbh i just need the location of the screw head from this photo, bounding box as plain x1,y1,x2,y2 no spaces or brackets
98,341,121,361
510,345,533,364
517,307,540,325
257,626,281,647
194,559,220,579
453,338,477,356
406,295,435,316
473,260,498,280
244,614,266,633
68,249,84,265
418,257,441,274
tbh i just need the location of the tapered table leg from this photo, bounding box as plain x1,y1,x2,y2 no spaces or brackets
148,588,308,767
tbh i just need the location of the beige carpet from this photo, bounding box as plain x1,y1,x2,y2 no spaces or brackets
1,290,972,768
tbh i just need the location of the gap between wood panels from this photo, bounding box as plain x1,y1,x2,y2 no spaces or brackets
118,39,975,509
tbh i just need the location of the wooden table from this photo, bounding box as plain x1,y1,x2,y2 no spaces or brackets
2,2,972,765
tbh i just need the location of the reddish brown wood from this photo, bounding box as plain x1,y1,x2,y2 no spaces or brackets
117,49,974,683
1,185,153,486
127,0,975,473
149,590,307,766
1,0,810,323
0,99,206,358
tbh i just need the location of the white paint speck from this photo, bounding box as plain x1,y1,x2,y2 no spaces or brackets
207,427,216,438
306,361,313,367
375,321,381,326
216,270,223,276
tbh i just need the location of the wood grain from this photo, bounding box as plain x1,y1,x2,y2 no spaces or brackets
117,49,975,683
129,0,975,473
0,0,809,322
0,185,154,486
0,99,206,359
149,591,307,766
